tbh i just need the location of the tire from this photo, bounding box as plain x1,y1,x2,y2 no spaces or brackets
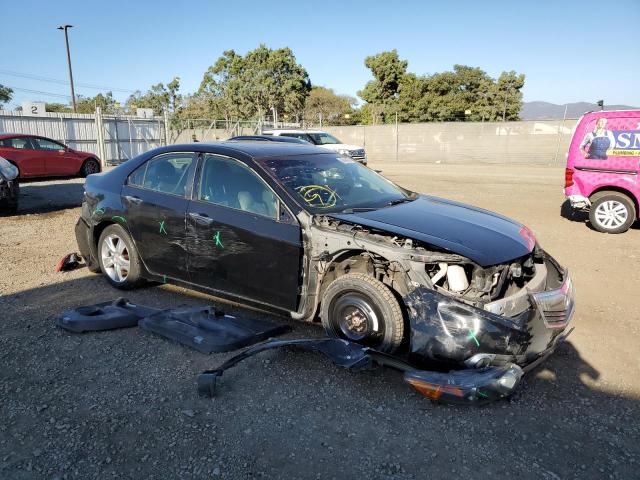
97,224,144,289
320,273,404,353
589,191,636,234
81,158,100,177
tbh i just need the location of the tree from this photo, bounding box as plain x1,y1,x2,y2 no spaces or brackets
199,45,311,121
76,92,118,114
0,84,13,107
358,50,408,123
493,71,525,121
126,77,182,115
358,51,526,122
45,103,73,113
303,87,357,125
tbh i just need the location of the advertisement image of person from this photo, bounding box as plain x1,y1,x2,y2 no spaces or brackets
580,117,616,159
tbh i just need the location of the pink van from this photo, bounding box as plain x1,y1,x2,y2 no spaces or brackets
565,110,640,233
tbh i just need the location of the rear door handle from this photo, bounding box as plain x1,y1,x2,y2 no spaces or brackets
189,212,214,225
124,195,143,205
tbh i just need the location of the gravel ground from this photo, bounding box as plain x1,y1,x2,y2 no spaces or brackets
1,166,639,479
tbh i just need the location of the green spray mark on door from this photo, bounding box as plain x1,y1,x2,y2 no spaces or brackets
213,231,223,249
467,329,480,347
159,220,167,235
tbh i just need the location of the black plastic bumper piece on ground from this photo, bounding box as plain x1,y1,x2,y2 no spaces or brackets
197,338,417,398
57,298,160,333
138,306,291,354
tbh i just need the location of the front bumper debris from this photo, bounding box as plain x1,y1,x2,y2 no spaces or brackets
197,338,526,405
405,271,575,368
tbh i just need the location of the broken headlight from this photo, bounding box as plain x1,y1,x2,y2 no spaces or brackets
530,274,575,329
437,302,481,345
404,363,524,404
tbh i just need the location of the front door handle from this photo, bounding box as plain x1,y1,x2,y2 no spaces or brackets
124,195,143,205
188,212,214,225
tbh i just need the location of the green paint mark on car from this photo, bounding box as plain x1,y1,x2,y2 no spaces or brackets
94,208,105,216
159,220,167,235
467,329,480,347
213,231,223,249
112,215,126,223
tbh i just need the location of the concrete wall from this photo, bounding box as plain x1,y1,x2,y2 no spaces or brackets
322,119,578,165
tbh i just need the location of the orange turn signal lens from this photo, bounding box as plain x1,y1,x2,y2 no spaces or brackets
405,377,465,400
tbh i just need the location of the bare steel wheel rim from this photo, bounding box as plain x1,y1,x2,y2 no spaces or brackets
101,234,130,282
594,200,628,229
330,293,381,343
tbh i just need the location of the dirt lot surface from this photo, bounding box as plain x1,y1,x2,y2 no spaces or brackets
1,165,639,479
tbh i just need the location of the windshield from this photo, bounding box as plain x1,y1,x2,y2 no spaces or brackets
307,133,342,145
260,154,413,214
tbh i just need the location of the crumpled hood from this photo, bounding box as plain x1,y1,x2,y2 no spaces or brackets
330,195,534,266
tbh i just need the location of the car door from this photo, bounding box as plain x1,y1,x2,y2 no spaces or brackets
31,137,77,175
121,151,197,280
186,153,302,311
0,137,46,177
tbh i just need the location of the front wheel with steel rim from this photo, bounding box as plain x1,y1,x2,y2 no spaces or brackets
320,273,405,353
589,191,636,234
98,224,143,289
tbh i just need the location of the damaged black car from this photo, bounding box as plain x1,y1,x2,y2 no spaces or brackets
75,142,574,374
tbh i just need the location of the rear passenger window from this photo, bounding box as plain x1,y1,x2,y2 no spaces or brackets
127,152,195,197
1,137,31,149
198,154,278,220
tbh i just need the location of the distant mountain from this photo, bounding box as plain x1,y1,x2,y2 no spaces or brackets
520,101,638,120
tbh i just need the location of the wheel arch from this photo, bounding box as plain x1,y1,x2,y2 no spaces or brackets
590,186,639,219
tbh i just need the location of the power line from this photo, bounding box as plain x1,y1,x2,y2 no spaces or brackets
5,86,71,100
0,68,136,94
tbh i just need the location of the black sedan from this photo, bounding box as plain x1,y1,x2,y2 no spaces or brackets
227,135,310,144
76,142,574,369
0,156,19,213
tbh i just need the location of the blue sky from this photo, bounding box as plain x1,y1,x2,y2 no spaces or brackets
2,0,638,109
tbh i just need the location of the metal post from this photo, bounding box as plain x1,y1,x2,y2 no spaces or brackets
57,25,77,113
95,106,106,168
553,104,568,164
395,111,399,162
128,117,134,158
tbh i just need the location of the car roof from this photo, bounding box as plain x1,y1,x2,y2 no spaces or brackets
158,141,333,159
0,133,32,139
227,135,308,144
262,129,326,134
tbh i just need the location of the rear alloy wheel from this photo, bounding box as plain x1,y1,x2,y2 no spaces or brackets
98,224,143,289
81,159,100,177
589,192,636,234
320,273,404,353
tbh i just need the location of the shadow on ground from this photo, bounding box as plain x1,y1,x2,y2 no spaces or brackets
14,178,85,215
1,274,638,479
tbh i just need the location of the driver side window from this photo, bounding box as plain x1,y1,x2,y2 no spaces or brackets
33,138,65,151
128,152,195,197
198,154,278,220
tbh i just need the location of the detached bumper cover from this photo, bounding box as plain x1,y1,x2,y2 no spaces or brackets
197,337,526,405
75,217,99,270
404,273,575,368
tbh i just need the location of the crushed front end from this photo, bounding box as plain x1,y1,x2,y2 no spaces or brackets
405,250,575,369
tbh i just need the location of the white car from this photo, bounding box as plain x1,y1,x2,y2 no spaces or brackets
261,129,367,164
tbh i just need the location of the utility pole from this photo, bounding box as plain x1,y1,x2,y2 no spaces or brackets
57,24,77,113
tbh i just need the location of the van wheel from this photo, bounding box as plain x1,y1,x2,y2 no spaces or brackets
589,191,636,234
320,273,404,353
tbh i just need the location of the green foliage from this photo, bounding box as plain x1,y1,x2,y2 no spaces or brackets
303,86,357,125
0,84,13,107
199,44,311,121
360,51,525,123
125,77,182,115
76,91,118,114
44,103,73,113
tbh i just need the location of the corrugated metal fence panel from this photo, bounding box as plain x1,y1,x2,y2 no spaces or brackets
0,110,165,164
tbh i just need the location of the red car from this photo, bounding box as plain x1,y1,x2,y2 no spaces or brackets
0,134,101,178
